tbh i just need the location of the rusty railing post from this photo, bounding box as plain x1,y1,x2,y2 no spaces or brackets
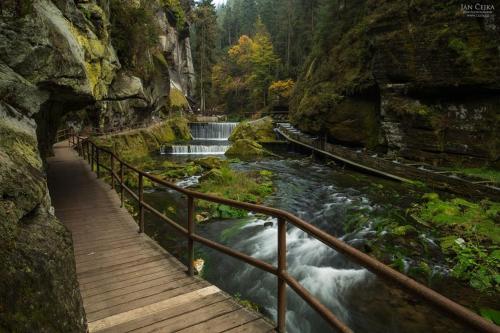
82,139,86,160
87,141,91,165
90,143,94,172
120,162,124,208
77,135,81,156
96,147,100,178
138,173,144,233
277,217,287,333
86,140,90,163
110,154,115,190
187,196,195,276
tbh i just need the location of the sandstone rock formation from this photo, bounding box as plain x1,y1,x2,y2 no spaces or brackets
291,0,500,166
0,0,196,330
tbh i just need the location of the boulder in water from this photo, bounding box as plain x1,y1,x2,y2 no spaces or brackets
229,117,276,143
194,157,229,170
225,139,266,159
199,168,225,183
195,214,209,223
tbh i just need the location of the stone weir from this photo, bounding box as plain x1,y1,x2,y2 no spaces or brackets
161,122,239,155
276,123,500,201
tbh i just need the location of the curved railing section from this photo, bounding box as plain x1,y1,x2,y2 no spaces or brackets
62,131,499,333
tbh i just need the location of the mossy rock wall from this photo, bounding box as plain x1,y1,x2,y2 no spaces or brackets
0,0,123,330
100,116,191,160
0,105,86,332
292,0,500,163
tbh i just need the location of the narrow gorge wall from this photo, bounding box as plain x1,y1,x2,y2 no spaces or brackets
0,0,112,330
291,0,500,167
99,0,195,128
0,0,195,331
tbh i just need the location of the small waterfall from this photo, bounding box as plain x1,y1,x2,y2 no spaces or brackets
191,122,238,141
170,144,230,155
162,122,238,155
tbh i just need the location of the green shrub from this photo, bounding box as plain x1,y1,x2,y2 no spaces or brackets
414,194,500,293
109,0,160,76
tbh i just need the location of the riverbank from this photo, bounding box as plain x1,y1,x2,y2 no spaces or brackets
276,123,500,201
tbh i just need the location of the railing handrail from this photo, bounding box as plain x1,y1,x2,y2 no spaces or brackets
64,132,499,333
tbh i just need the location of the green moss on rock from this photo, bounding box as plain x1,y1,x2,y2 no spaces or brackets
0,108,86,332
170,87,189,110
229,117,276,143
194,157,229,170
196,166,274,220
96,117,191,161
225,139,267,159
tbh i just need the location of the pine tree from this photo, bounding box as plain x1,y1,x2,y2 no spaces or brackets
250,19,280,107
192,0,218,113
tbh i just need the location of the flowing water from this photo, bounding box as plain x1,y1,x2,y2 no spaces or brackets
142,155,466,333
190,122,238,141
142,123,467,333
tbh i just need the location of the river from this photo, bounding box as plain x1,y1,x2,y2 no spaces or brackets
140,154,469,333
137,123,469,332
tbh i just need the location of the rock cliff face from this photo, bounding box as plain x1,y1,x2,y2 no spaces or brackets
0,0,110,330
291,0,500,166
0,0,195,331
99,1,195,128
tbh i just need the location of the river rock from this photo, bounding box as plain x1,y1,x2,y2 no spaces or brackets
229,117,276,143
200,169,225,183
194,156,229,170
225,139,267,159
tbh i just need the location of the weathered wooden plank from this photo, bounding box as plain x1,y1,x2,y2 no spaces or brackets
89,286,224,333
76,248,160,267
82,269,184,297
79,258,181,285
225,319,276,332
76,252,167,274
74,238,143,255
73,233,141,247
131,298,242,333
175,308,261,333
86,280,211,322
76,242,156,259
78,255,168,278
75,245,156,264
84,276,198,311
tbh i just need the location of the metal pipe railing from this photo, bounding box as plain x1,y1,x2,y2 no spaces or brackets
66,133,499,333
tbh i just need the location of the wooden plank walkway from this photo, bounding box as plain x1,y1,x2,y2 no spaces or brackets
47,141,274,333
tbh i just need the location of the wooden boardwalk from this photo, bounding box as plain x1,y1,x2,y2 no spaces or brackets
47,141,274,333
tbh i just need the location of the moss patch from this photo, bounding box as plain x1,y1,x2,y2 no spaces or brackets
225,139,275,160
229,117,276,143
95,116,191,161
449,167,500,184
170,87,189,110
412,194,499,293
196,168,274,220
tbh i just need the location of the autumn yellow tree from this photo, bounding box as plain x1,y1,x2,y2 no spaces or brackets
213,18,280,114
269,79,295,105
